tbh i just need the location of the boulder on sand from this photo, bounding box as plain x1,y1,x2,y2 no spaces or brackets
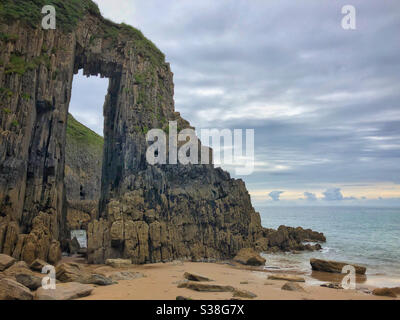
178,281,234,292
183,272,212,282
16,273,42,290
56,263,114,286
3,261,31,277
0,278,33,300
0,254,15,271
232,289,257,299
108,271,144,281
81,274,114,286
29,259,48,272
35,282,94,300
372,288,397,298
281,281,306,292
233,248,266,266
310,258,366,275
56,263,85,282
105,259,132,268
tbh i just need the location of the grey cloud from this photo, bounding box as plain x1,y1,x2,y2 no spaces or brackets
269,191,284,201
322,188,344,201
304,192,317,201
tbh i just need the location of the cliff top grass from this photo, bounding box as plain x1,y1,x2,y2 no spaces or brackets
0,0,100,31
66,113,103,151
0,0,165,64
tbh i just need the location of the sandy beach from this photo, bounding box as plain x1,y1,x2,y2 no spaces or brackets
75,260,399,300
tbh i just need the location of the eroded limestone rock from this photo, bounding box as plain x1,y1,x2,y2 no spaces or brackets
0,254,15,271
15,273,42,290
0,278,33,300
310,258,366,275
233,248,266,266
29,259,48,272
183,272,212,282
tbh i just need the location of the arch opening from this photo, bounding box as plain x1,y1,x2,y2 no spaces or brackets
64,69,108,243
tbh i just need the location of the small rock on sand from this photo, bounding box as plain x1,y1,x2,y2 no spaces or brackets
109,271,145,281
281,281,306,292
81,274,114,286
233,289,257,299
56,262,85,282
183,272,212,282
178,281,234,292
267,274,305,282
35,282,94,300
372,288,397,298
105,259,132,268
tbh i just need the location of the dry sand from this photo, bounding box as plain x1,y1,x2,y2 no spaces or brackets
77,261,399,300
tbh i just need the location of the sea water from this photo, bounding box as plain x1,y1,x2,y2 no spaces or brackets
258,206,400,287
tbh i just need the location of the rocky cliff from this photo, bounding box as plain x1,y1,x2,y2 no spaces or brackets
65,114,102,231
65,113,102,203
0,0,325,265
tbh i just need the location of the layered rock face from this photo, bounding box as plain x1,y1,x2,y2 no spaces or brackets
65,114,102,204
65,114,103,232
88,165,266,264
0,1,325,265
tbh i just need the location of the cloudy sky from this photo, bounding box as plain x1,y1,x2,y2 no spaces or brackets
69,0,400,206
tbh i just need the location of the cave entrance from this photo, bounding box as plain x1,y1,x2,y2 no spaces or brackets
64,70,108,250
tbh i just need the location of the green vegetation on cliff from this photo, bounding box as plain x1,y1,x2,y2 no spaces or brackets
0,0,165,64
0,0,100,31
66,113,103,151
4,53,51,75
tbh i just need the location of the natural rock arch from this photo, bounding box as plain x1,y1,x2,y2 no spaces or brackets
1,2,324,265
0,7,265,264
